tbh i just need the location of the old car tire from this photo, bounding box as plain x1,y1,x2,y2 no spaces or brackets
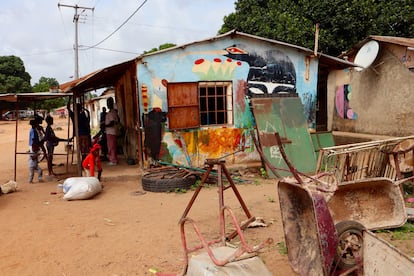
335,220,365,270
141,174,196,192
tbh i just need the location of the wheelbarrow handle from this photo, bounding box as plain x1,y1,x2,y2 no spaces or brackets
394,175,414,187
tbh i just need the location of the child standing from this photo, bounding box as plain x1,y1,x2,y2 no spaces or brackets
29,142,43,183
82,143,103,181
42,115,66,176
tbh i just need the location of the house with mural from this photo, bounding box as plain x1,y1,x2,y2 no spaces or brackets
61,30,355,173
327,36,414,140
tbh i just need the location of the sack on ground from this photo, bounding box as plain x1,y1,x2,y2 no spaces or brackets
63,177,102,200
0,180,18,194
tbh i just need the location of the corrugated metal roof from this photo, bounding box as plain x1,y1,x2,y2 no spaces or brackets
142,30,357,70
340,35,414,58
60,30,357,94
59,58,136,93
370,35,414,48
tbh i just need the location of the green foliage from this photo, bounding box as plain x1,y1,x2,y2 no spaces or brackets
260,167,267,178
143,43,177,54
276,240,288,255
220,0,414,56
32,77,59,92
375,222,414,240
0,56,32,93
32,77,65,112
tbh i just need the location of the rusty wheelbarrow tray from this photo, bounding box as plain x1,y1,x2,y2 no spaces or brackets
278,180,339,275
328,177,409,230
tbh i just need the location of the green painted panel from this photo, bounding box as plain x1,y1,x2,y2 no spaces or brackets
311,131,335,153
251,97,317,177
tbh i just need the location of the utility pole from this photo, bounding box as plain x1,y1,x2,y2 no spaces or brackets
58,3,94,176
58,3,94,79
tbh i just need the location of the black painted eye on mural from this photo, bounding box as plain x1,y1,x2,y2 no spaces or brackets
224,45,297,98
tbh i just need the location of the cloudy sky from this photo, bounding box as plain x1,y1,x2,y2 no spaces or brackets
0,0,236,87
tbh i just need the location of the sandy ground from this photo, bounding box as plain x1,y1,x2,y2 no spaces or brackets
0,117,295,276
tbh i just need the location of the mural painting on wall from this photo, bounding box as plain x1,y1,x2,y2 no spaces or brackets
223,45,297,97
139,42,308,164
335,84,357,119
157,128,248,166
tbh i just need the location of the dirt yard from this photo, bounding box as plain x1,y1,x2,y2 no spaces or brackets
1,117,414,276
0,117,295,275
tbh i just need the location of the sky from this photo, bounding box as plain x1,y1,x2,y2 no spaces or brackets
0,0,236,87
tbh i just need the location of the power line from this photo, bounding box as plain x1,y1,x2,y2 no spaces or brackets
84,0,148,50
78,45,139,55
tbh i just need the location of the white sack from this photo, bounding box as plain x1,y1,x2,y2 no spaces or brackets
1,180,18,194
63,177,102,200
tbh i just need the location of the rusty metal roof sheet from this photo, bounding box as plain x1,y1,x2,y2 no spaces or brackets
60,30,357,94
59,58,136,93
370,35,414,48
340,35,414,58
0,92,72,103
143,30,357,70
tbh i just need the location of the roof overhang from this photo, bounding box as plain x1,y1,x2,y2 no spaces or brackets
340,35,414,58
59,58,136,94
318,53,358,71
0,92,72,103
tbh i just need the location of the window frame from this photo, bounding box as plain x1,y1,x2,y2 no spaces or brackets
166,81,233,130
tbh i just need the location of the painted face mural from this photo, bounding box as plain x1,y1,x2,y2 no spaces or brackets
224,45,297,96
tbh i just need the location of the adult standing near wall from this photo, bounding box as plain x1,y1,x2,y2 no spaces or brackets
67,99,91,160
105,97,119,165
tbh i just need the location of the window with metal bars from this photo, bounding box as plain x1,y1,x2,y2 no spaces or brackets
167,81,233,130
199,82,232,126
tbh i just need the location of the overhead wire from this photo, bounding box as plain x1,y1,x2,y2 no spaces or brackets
82,0,148,50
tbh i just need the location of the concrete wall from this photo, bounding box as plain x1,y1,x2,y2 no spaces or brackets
328,45,414,137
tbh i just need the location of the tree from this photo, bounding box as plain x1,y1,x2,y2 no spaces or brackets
0,56,32,94
32,77,65,112
219,0,414,56
32,77,59,93
143,43,176,54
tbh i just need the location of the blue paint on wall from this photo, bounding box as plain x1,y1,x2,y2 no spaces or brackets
138,36,318,129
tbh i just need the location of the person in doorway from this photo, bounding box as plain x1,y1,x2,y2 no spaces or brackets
67,99,91,160
82,143,103,181
92,107,108,161
105,97,119,165
28,141,43,183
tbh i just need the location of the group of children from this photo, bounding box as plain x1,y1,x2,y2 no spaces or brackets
28,114,103,183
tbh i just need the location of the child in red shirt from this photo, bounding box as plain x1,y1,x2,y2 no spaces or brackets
82,143,102,181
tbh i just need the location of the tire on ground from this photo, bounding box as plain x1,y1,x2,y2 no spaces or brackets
142,175,197,192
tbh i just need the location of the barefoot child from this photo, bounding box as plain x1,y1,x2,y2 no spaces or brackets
82,143,103,181
29,141,43,183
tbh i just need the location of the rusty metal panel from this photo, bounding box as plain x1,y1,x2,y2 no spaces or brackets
364,230,414,274
251,97,317,177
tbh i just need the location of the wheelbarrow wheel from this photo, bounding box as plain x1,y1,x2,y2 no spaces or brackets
335,220,365,270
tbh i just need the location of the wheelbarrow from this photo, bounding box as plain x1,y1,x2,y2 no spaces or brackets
278,177,414,276
273,132,414,275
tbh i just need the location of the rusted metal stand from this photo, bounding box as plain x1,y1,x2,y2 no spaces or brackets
180,158,256,241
